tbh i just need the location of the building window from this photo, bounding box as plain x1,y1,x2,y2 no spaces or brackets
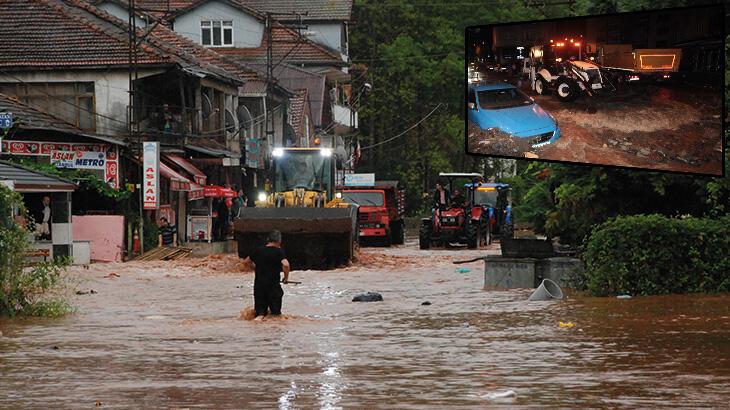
0,82,96,131
201,20,233,47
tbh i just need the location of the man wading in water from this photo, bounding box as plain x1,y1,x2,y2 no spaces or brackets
243,230,291,320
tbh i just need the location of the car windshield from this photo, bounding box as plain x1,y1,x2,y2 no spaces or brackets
472,189,499,207
343,191,384,207
477,88,532,110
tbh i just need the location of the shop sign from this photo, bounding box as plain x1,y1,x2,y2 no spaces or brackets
51,150,106,170
344,173,375,187
245,137,260,168
143,142,160,210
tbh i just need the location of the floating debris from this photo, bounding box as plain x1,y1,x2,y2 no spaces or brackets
483,390,516,400
352,292,383,302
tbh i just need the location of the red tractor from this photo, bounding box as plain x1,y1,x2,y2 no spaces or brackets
419,173,491,250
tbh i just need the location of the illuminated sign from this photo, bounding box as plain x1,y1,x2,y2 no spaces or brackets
143,142,160,210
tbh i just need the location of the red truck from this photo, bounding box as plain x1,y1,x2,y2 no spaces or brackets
340,181,406,246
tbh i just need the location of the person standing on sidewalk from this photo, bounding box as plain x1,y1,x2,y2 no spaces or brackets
158,217,177,247
242,230,291,319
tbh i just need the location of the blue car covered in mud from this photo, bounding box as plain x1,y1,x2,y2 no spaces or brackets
468,83,560,148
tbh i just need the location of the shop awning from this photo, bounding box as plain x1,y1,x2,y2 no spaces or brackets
189,183,204,201
0,160,77,192
165,154,207,185
159,162,194,192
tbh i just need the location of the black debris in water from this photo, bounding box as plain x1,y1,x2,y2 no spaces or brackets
352,292,383,302
421,301,432,306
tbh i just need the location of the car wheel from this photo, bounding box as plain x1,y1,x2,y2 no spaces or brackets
535,77,550,95
555,77,579,102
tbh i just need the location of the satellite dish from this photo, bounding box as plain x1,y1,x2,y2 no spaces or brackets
224,109,236,133
236,105,253,130
202,93,213,118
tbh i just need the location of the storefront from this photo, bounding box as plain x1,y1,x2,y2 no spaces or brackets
0,160,77,261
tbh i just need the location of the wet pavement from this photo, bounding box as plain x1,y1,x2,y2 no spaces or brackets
468,73,723,175
2,239,730,408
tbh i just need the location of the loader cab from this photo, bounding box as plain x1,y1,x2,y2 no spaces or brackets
536,36,585,74
272,147,335,200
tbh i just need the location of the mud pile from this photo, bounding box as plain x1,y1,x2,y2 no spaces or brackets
174,254,253,276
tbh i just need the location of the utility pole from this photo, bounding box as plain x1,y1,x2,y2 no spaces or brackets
128,0,144,255
263,12,309,145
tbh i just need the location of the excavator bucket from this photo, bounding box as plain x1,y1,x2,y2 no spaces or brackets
234,206,358,270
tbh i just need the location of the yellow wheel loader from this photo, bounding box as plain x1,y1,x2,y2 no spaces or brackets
234,147,357,270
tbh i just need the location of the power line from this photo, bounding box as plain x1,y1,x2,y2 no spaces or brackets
350,52,456,63
361,103,443,150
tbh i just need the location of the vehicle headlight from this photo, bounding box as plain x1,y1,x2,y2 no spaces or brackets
272,148,284,157
335,192,342,199
320,148,332,157
257,192,267,202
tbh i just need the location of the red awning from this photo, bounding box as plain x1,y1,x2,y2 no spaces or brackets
203,185,237,198
159,162,192,191
166,154,207,186
188,183,204,201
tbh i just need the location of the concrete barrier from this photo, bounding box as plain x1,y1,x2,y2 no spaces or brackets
483,256,537,288
482,256,583,290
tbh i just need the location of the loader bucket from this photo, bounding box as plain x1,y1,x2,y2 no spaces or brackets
234,206,358,270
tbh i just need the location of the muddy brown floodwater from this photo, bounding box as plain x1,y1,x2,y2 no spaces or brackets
2,240,730,408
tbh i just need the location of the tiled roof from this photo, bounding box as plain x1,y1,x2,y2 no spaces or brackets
216,23,344,66
289,89,307,137
70,0,257,84
240,0,352,21
0,0,170,69
94,0,262,21
0,0,261,86
0,93,126,145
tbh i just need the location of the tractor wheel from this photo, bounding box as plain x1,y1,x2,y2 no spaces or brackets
466,222,479,249
555,77,579,102
535,77,550,95
391,221,405,245
419,223,432,250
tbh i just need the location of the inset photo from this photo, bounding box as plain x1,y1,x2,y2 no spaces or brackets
466,4,725,176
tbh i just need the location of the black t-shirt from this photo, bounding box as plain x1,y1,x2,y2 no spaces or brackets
250,245,286,286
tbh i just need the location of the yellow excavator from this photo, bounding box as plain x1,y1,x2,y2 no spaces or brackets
234,147,357,270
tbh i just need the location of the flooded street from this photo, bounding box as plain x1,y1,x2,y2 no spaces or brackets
2,240,730,408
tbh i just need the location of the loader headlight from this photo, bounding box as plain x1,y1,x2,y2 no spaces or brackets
272,148,284,157
335,192,342,199
257,192,267,202
320,148,333,157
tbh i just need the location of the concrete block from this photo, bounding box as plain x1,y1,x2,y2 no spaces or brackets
483,256,537,289
539,257,583,288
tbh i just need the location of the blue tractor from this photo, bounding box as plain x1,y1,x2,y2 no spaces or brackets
464,182,514,239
